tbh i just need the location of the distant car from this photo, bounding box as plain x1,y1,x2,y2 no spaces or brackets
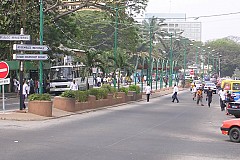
194,80,202,89
203,82,217,94
221,119,240,142
227,102,240,118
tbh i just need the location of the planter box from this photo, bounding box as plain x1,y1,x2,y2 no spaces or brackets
128,91,137,101
28,100,52,117
136,93,142,100
117,92,127,103
87,95,96,109
53,96,76,112
95,99,110,108
75,101,89,111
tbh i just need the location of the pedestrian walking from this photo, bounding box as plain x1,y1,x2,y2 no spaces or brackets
196,88,204,106
22,80,28,109
192,85,197,101
218,88,226,111
144,83,152,102
70,80,78,91
172,84,179,103
206,87,213,107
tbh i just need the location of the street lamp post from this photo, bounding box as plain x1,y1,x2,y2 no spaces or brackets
169,33,173,87
148,18,154,89
156,59,159,90
218,54,222,78
160,59,164,89
183,39,187,88
39,0,44,94
113,7,119,88
106,3,134,88
207,51,210,75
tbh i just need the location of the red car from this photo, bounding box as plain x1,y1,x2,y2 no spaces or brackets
221,119,240,142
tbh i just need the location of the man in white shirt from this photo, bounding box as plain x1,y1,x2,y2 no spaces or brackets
96,76,101,87
218,88,226,111
192,85,197,101
172,84,179,103
22,80,28,109
70,80,78,91
144,83,152,102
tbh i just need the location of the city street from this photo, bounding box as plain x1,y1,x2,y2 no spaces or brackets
0,90,238,160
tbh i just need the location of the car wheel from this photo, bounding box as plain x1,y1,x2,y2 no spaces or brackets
229,127,240,142
234,115,240,118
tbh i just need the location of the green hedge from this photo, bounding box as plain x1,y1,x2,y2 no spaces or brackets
88,88,109,100
28,93,51,101
119,87,129,95
76,90,89,102
101,84,116,94
60,90,76,98
128,85,140,94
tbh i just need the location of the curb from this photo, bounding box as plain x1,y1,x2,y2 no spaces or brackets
0,88,186,121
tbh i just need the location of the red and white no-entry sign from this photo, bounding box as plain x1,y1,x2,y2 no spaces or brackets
190,70,194,75
0,61,9,79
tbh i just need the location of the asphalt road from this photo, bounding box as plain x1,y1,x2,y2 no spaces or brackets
0,90,239,160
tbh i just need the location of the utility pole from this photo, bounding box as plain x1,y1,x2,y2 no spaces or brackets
149,18,153,89
183,39,186,88
160,59,164,89
169,33,173,87
39,0,44,93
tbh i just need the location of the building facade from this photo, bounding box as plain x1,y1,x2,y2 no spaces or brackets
145,13,202,41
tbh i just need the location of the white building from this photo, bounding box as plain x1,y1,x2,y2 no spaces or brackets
145,13,201,41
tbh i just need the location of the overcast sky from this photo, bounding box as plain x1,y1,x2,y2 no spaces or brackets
142,0,240,42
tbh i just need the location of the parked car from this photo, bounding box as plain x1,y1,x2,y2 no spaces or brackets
221,119,240,142
227,102,240,118
203,82,217,94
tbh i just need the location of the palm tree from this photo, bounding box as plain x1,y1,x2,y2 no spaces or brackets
108,48,134,90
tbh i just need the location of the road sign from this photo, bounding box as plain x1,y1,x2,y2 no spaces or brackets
0,61,9,79
13,54,49,60
0,78,10,85
13,44,50,52
0,34,30,41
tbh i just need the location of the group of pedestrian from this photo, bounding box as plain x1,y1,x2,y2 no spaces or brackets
144,83,180,103
191,84,213,107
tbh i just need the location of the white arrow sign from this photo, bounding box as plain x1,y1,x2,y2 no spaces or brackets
13,54,49,60
0,78,10,85
13,44,50,52
0,34,30,41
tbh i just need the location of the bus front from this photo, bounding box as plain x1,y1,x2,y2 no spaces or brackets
49,66,73,94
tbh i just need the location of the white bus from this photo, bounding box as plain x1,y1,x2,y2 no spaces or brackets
49,65,89,94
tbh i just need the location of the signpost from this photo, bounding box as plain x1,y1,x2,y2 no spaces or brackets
13,44,50,52
13,54,49,61
0,61,9,113
0,34,30,41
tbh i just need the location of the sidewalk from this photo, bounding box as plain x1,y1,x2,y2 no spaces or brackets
0,87,181,121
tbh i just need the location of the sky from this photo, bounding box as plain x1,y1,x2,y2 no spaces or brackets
141,0,240,42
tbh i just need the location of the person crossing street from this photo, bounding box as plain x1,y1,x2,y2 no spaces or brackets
206,87,213,107
172,84,179,103
144,83,152,102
